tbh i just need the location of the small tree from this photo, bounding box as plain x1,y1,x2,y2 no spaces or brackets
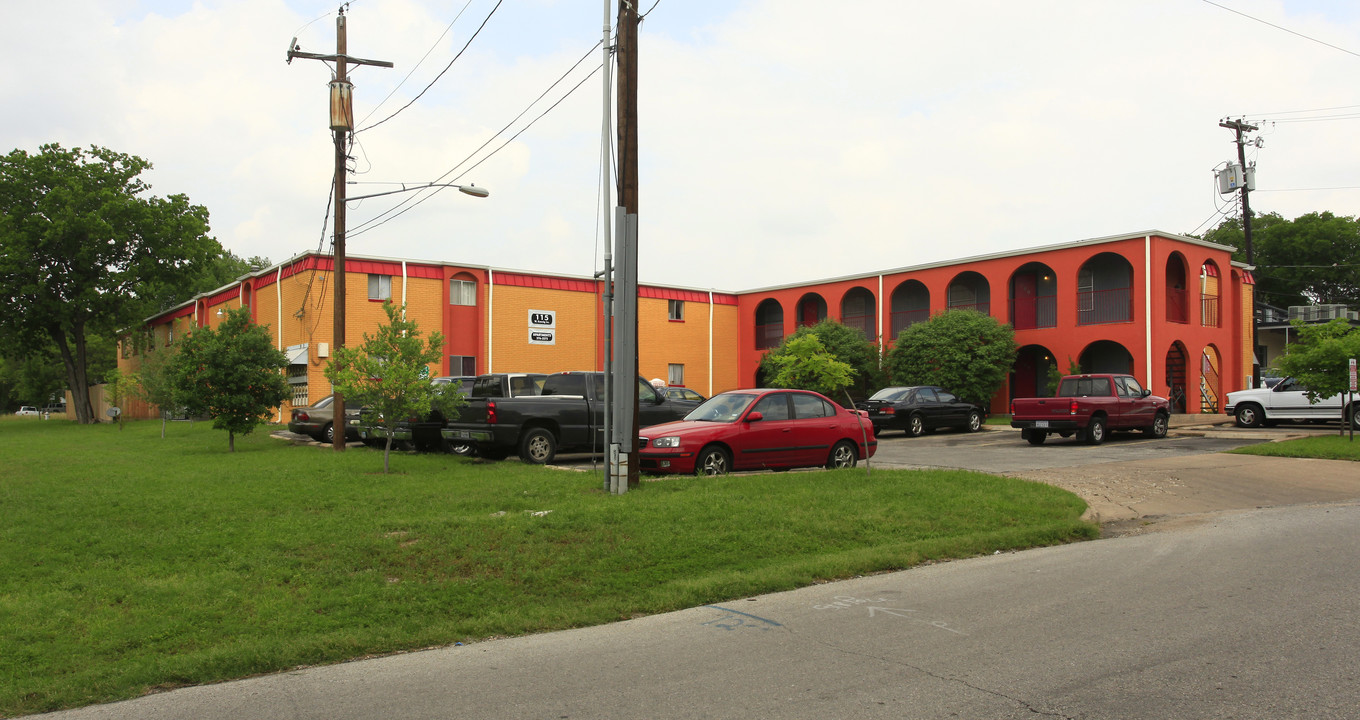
325,302,465,473
103,368,137,430
885,310,1017,407
762,333,855,400
133,343,181,438
759,320,883,401
1276,318,1360,427
173,307,289,451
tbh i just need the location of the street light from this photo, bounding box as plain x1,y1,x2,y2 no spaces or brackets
345,182,490,201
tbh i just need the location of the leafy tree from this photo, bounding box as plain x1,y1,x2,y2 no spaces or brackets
173,307,289,451
1202,211,1360,308
1275,318,1360,419
759,320,884,401
0,143,218,424
133,343,182,438
326,302,464,473
885,310,1017,406
762,334,855,401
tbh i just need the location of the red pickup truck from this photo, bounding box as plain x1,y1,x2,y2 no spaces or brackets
1010,373,1170,445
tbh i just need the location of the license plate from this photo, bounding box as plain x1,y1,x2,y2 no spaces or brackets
1034,420,1049,428
453,430,472,439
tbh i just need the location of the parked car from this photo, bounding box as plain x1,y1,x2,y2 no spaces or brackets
15,406,39,417
359,376,477,452
443,371,701,464
1010,373,1169,445
1225,377,1360,429
639,388,877,476
664,387,706,403
855,385,984,437
288,395,361,443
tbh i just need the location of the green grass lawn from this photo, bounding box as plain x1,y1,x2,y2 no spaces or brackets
1229,432,1360,461
0,416,1096,716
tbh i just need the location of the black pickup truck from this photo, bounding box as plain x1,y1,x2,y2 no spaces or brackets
362,373,545,453
441,371,701,464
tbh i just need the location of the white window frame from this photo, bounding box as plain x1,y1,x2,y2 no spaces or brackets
668,299,684,321
668,363,684,387
368,274,392,301
451,279,476,306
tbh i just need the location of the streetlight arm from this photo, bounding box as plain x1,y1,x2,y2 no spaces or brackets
345,182,490,201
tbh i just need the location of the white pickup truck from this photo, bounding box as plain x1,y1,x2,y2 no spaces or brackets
1224,377,1360,429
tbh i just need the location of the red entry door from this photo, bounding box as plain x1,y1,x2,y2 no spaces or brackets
1013,274,1037,330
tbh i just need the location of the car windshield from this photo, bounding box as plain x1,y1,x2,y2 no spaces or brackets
684,392,758,422
868,387,912,402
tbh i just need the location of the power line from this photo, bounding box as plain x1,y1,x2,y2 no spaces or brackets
354,0,477,130
348,43,604,238
356,0,504,135
1198,0,1360,59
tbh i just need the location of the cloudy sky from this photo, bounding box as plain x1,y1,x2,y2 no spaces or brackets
6,1,1360,292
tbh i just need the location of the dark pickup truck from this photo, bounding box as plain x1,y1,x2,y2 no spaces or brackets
441,371,701,464
1010,373,1170,445
364,373,545,453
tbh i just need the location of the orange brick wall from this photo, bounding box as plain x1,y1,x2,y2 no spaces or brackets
488,285,600,374
638,296,742,396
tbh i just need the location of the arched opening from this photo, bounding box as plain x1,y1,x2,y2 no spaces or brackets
755,299,784,350
1077,252,1134,325
241,282,253,310
1200,260,1221,328
1165,341,1189,413
1200,344,1222,413
1077,340,1134,374
1166,252,1189,323
1011,345,1057,400
947,271,991,316
795,293,827,328
1009,263,1056,330
840,287,877,339
889,280,930,338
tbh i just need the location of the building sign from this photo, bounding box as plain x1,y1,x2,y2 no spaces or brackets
529,309,556,345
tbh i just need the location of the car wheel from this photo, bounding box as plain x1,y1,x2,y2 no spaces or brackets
1085,417,1107,445
1144,412,1169,439
1025,430,1047,446
1235,403,1263,428
965,410,983,433
518,428,557,464
1350,405,1360,430
323,422,335,444
695,446,730,476
443,438,477,457
826,440,858,470
907,413,926,437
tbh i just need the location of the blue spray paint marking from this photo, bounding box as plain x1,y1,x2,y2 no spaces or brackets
703,605,783,629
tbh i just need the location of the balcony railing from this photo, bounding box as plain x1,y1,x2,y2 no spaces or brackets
842,314,875,339
1011,295,1057,330
1077,287,1132,325
947,301,991,316
889,309,929,337
1200,294,1220,327
755,322,783,350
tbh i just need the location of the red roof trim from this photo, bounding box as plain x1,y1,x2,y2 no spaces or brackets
493,273,598,294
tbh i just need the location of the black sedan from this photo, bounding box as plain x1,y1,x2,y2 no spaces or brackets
855,386,984,437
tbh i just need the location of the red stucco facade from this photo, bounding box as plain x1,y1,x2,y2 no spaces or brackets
737,232,1252,415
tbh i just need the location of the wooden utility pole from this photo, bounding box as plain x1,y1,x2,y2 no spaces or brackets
1220,118,1260,387
288,10,392,450
616,0,641,487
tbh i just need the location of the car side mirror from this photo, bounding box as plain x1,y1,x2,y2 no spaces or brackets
1141,389,1151,398
745,411,764,423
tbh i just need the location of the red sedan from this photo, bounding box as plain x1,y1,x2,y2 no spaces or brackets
639,388,877,476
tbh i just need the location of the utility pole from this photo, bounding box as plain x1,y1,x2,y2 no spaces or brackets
288,10,392,450
1220,118,1260,388
610,0,641,490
